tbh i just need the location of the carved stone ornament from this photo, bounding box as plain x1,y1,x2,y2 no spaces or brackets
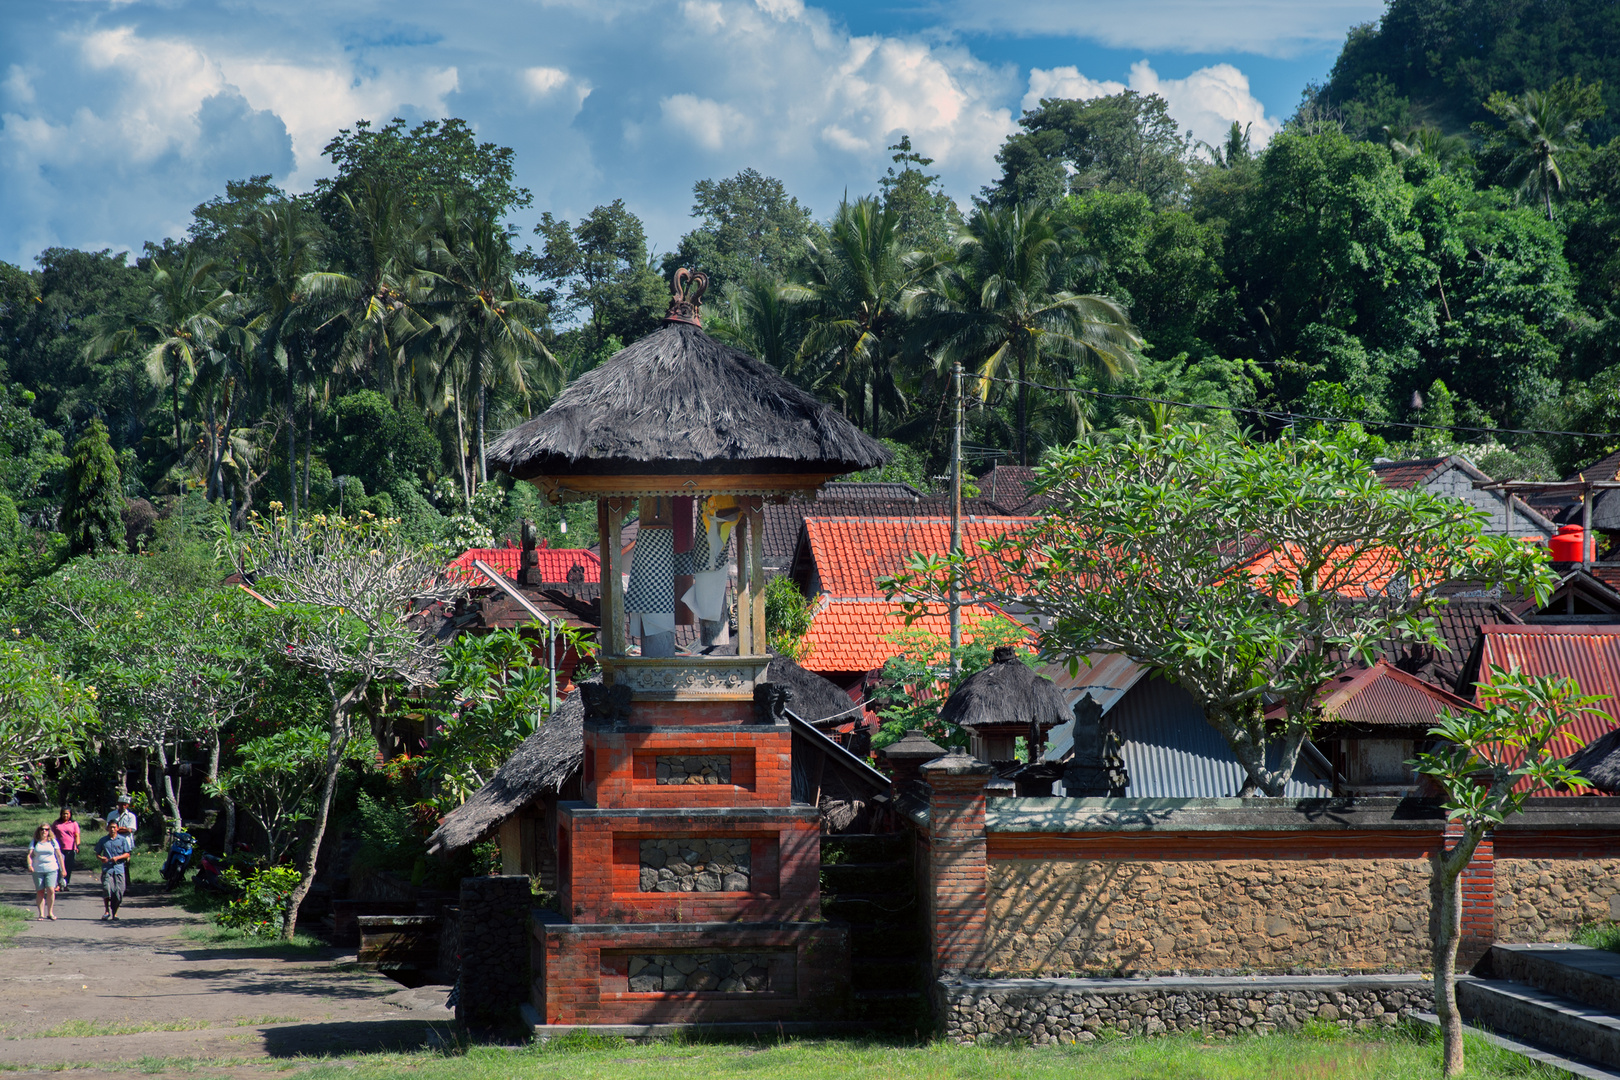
663,267,708,326
581,681,633,722
752,683,792,725
601,656,771,701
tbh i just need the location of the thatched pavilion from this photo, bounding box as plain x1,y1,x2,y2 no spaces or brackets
474,270,889,1032
940,646,1072,764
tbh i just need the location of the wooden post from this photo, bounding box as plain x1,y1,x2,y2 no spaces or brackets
749,502,766,657
603,498,627,656
735,510,753,656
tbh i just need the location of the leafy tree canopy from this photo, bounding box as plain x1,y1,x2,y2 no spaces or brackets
314,118,532,223
663,169,815,296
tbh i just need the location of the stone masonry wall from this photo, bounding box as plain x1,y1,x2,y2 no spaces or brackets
937,977,1429,1045
626,952,780,992
1497,858,1620,942
657,755,731,785
456,876,531,1027
639,839,751,892
983,858,1434,975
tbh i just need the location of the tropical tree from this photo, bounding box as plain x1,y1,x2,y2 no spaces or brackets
884,425,1557,796
60,419,123,556
1484,78,1605,220
708,274,804,373
0,635,97,791
85,248,229,467
909,202,1142,464
422,198,555,502
790,197,927,433
1414,669,1602,1077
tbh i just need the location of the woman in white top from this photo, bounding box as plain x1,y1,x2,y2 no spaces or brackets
26,824,61,920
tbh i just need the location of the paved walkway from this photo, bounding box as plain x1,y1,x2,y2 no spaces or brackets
0,846,456,1078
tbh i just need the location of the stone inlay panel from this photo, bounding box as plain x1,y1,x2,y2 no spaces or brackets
656,754,732,785
640,838,751,892
627,952,775,992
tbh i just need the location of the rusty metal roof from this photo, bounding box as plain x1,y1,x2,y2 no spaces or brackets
1314,661,1475,727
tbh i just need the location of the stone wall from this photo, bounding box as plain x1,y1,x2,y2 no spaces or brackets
456,876,531,1027
657,755,731,785
1497,858,1620,942
626,952,781,992
936,975,1430,1045
983,858,1434,975
639,839,751,892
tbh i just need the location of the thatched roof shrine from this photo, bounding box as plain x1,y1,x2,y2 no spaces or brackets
1566,726,1620,793
487,271,887,485
940,646,1072,735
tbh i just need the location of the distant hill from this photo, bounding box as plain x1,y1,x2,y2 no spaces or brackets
1316,0,1620,141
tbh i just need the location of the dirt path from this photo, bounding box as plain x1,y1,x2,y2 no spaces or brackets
0,847,457,1075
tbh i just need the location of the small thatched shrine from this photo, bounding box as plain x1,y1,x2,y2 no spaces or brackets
940,646,1071,764
471,270,886,1032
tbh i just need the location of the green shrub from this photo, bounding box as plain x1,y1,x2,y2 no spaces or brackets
213,865,301,938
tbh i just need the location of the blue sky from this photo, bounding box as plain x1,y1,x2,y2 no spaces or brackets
0,0,1385,268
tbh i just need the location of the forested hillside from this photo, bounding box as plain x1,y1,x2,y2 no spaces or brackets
2,0,1620,600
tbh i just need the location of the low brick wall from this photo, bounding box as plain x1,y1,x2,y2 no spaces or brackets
936,975,1430,1045
984,857,1433,975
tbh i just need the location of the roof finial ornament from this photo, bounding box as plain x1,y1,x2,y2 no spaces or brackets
664,267,708,326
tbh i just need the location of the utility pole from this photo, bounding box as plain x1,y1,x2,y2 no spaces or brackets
950,361,963,665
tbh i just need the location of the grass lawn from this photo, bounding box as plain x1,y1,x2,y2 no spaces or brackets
260,1027,1566,1080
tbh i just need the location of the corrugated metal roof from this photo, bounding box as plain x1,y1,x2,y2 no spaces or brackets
1039,653,1149,762
1313,661,1475,727
1475,624,1620,795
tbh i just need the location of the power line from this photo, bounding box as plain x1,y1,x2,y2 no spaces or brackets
975,374,1620,443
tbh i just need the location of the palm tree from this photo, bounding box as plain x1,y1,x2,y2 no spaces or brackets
234,202,348,519
789,197,934,434
1383,125,1468,171
1487,83,1595,220
422,198,555,503
908,202,1142,465
708,273,803,372
87,248,230,469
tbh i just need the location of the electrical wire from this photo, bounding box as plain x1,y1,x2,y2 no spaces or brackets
974,373,1620,442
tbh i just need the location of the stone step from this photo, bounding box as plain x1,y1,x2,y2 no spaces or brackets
1488,945,1620,1016
1412,1011,1620,1080
848,920,925,954
852,956,926,992
1459,976,1620,1069
822,894,921,927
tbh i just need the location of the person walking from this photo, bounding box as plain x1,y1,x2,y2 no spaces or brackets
111,795,137,839
26,824,62,920
51,808,80,891
94,819,132,921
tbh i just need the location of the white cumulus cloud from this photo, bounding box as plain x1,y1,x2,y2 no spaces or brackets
1024,60,1280,150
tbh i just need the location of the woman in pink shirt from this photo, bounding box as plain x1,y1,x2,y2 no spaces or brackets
51,808,80,891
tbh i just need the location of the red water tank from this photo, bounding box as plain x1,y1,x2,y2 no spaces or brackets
1550,524,1585,562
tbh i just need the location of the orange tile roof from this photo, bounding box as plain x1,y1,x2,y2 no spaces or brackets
802,516,1034,599
447,545,600,585
801,599,1026,675
1238,543,1418,600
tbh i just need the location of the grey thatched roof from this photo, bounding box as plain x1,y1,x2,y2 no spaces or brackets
939,648,1072,732
426,659,862,853
424,678,589,855
487,320,888,478
1567,726,1620,793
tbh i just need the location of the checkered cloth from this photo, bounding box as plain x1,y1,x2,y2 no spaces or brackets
625,526,675,615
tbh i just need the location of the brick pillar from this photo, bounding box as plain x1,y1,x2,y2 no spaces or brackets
456,875,532,1027
1445,821,1496,968
922,751,991,978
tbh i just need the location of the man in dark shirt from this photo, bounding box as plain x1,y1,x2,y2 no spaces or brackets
94,820,133,921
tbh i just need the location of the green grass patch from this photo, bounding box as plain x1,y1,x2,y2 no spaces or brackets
246,1026,1568,1080
25,1019,211,1039
0,903,26,948
177,926,327,954
0,804,57,847
1574,922,1620,952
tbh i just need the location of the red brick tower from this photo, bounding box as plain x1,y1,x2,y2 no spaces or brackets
485,269,887,1028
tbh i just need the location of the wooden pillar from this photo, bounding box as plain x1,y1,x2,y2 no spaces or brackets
748,501,766,656
735,509,753,656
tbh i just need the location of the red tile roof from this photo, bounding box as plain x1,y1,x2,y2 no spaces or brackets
801,516,1034,598
1239,543,1411,600
1372,457,1448,490
447,545,600,584
801,599,1024,675
1471,624,1620,794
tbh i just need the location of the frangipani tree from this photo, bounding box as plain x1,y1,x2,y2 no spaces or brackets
885,424,1555,796
1415,668,1602,1077
0,636,97,791
239,511,465,937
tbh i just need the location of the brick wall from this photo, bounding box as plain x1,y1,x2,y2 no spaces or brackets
922,752,992,977
585,727,791,809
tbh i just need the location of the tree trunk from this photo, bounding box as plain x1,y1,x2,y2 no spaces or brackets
172,365,184,467
1432,836,1473,1077
139,749,160,823
155,738,182,834
287,374,298,521
282,678,365,940
302,406,313,508
477,381,487,486
1017,343,1029,467
452,378,471,508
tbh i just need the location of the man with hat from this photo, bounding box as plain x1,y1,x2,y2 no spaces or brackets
110,795,137,839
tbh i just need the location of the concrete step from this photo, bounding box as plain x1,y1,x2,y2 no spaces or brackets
1488,945,1620,1016
1459,976,1620,1070
1412,1011,1620,1080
